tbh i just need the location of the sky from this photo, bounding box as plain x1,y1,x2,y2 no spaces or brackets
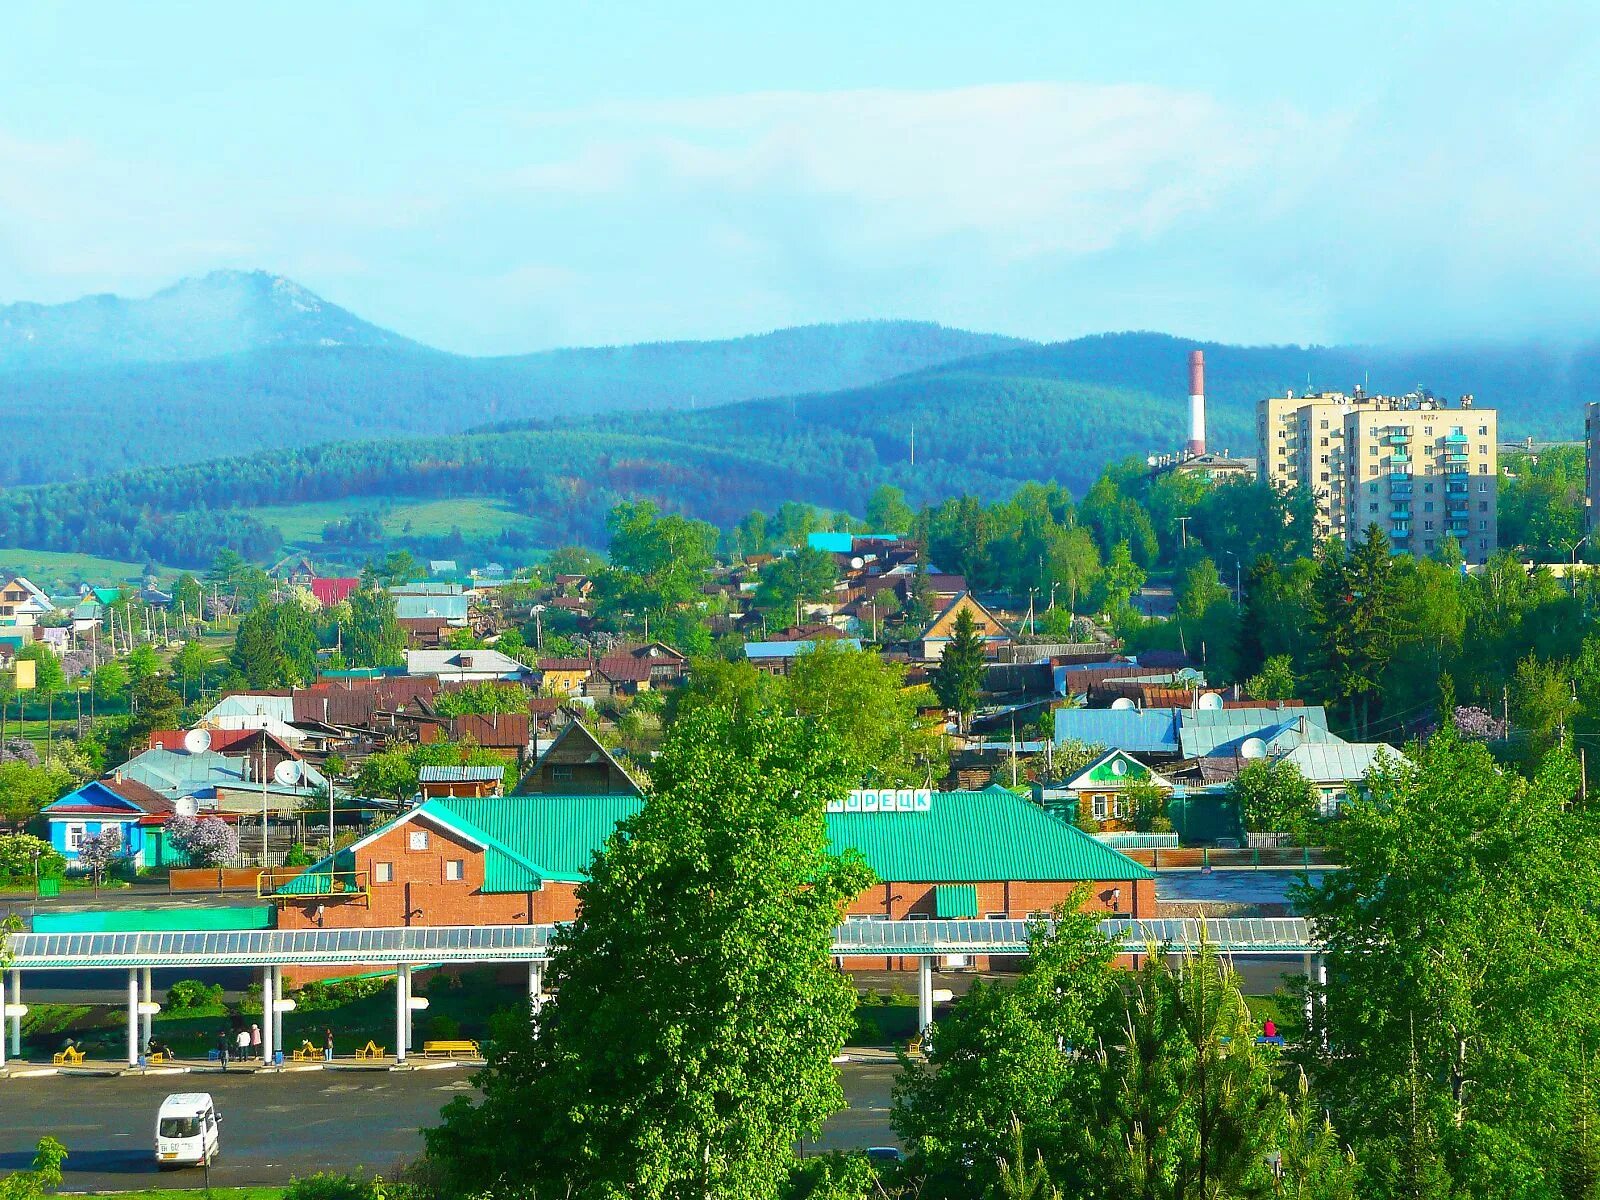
1,2,1597,355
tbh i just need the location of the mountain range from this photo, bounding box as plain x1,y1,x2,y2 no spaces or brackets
1,271,1598,569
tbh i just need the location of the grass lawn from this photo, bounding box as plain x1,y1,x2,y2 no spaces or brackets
0,547,151,590
243,494,535,546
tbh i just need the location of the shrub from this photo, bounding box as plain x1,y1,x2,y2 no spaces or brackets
167,979,224,1011
284,1171,390,1200
291,976,389,1011
284,842,315,867
0,833,65,880
425,1013,461,1041
165,813,239,867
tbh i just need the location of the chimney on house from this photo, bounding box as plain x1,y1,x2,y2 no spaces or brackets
1187,350,1206,457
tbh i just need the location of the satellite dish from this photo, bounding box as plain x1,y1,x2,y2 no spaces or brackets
183,728,212,754
1110,697,1137,711
1146,455,1159,467
1240,737,1267,760
273,760,304,786
1196,693,1224,711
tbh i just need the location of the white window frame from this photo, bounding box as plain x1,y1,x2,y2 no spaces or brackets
445,859,464,882
408,829,430,852
374,861,394,884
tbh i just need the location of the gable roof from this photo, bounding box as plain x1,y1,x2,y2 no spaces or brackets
406,649,526,678
1054,708,1181,755
309,578,361,607
518,721,641,795
418,765,506,784
920,591,1008,642
1064,748,1174,791
45,778,176,818
395,594,469,621
825,789,1153,882
1275,742,1402,784
744,639,864,660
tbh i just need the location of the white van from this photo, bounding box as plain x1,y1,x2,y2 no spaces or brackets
155,1093,220,1167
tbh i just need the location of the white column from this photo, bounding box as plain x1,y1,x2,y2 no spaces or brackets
402,965,414,1056
527,962,544,1017
140,968,153,1050
261,967,274,1067
917,956,933,1034
272,966,284,1053
395,965,410,1063
127,970,140,1067
8,969,19,1057
1315,955,1329,1048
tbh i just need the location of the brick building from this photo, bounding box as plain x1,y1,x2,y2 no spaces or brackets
271,786,1153,973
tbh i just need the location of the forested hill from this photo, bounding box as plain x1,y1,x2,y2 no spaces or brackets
4,325,1598,569
0,296,1028,486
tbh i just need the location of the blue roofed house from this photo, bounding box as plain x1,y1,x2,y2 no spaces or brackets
1053,707,1183,758
42,776,182,869
744,638,864,676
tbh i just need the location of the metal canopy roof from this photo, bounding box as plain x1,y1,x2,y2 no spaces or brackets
6,917,1315,971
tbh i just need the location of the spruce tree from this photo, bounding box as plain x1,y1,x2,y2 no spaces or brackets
932,608,986,731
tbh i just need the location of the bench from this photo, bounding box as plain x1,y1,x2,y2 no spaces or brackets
53,1046,86,1066
146,1052,168,1065
421,1039,481,1059
356,1040,386,1060
291,1041,320,1062
906,1034,925,1060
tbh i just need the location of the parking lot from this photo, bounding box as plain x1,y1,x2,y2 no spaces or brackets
0,1063,899,1190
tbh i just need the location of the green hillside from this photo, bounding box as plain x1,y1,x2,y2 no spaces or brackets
0,320,1026,486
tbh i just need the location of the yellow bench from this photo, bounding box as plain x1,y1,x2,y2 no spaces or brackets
53,1046,85,1066
291,1041,320,1062
356,1040,386,1060
147,1052,168,1065
906,1034,926,1060
421,1039,481,1059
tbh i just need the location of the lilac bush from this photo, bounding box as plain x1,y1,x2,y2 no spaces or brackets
166,814,239,867
1453,705,1508,741
0,739,40,767
77,827,125,883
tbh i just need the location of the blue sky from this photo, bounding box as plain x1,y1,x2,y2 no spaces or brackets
2,2,1596,354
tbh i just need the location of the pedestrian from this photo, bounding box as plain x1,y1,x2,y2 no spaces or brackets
217,1030,230,1071
235,1026,250,1064
251,1022,262,1061
323,1026,334,1062
1263,1017,1278,1040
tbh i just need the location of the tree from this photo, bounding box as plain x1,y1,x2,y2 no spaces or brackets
1230,759,1319,840
433,682,530,719
1310,530,1399,738
343,587,406,669
78,827,125,885
164,814,239,867
1244,654,1297,702
0,1137,67,1200
0,833,65,880
0,760,75,826
427,707,874,1199
1096,541,1146,619
91,659,129,703
16,644,66,762
784,640,939,786
754,548,839,628
864,484,914,534
932,608,986,731
125,642,162,683
1085,944,1282,1200
892,899,1119,1199
1300,729,1600,1193
600,499,718,627
170,641,211,703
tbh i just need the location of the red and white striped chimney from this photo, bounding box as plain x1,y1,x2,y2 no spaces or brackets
1186,349,1206,457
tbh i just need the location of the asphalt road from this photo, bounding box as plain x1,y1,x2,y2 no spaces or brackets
0,1063,900,1190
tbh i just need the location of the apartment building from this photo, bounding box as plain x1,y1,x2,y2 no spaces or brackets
1257,389,1497,563
1586,403,1600,533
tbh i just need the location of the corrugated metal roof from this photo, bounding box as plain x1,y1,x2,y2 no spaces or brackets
827,791,1153,882
395,595,469,621
1178,709,1338,759
434,794,642,883
1277,742,1402,783
934,884,979,917
744,639,864,659
418,765,505,783
1053,708,1181,754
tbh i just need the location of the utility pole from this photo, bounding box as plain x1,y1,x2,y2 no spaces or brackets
1176,516,1191,550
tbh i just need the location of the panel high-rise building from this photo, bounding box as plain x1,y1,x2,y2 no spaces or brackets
1257,388,1497,563
1585,403,1600,533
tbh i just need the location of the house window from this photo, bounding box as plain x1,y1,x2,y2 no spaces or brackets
1091,795,1108,820
408,829,429,851
551,765,575,782
65,824,85,851
445,859,464,882
985,912,1008,920
374,862,394,884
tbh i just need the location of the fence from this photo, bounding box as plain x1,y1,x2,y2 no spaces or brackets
1120,846,1337,871
169,866,289,894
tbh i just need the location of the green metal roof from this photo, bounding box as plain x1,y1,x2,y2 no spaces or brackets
271,788,1151,902
433,794,642,884
934,884,978,918
826,791,1154,883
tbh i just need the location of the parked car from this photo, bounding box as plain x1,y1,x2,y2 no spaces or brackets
155,1093,219,1167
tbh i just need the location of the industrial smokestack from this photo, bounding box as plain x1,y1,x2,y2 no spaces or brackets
1186,350,1206,457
